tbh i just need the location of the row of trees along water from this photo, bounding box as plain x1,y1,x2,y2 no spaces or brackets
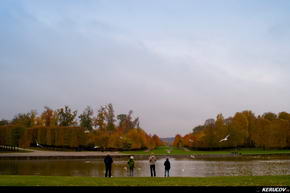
173,111,290,150
0,104,163,150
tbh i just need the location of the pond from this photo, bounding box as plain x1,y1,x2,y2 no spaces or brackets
0,156,290,177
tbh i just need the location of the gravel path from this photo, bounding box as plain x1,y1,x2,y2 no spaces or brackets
0,147,123,158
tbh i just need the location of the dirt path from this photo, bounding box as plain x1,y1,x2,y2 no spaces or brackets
0,148,124,158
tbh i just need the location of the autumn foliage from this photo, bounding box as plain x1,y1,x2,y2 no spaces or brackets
174,111,290,150
0,104,163,150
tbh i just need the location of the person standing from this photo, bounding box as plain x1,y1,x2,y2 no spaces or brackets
127,156,135,176
149,153,157,177
164,158,171,177
104,154,113,177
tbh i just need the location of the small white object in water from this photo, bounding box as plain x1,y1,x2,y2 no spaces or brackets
137,168,141,171
35,140,43,148
190,155,195,159
85,161,91,163
181,169,185,172
123,167,127,170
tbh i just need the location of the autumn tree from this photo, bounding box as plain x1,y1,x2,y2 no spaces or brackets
265,120,288,148
241,110,256,147
183,133,196,148
41,107,58,127
227,112,249,148
0,104,163,151
251,117,269,149
173,134,183,148
152,134,164,147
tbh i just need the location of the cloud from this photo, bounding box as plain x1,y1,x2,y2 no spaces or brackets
1,0,290,137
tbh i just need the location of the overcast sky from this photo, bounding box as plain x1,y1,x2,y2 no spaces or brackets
1,0,290,137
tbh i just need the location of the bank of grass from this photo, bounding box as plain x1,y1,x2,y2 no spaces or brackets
122,146,290,155
0,175,289,186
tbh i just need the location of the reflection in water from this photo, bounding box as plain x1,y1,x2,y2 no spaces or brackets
0,156,290,177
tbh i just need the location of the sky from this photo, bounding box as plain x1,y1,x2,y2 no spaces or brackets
1,0,290,137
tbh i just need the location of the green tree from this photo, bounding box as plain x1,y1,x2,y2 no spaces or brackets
0,119,9,126
262,112,277,121
57,106,77,126
104,104,115,131
79,106,94,131
117,110,139,132
11,111,37,127
278,112,290,121
94,106,106,130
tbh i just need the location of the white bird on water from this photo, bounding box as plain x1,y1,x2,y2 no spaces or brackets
35,140,43,148
219,134,230,142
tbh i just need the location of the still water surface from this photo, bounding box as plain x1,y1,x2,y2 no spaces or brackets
0,156,290,177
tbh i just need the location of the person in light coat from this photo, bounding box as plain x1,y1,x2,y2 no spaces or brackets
149,153,157,177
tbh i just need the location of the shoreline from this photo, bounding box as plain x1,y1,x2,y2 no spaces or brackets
1,150,290,160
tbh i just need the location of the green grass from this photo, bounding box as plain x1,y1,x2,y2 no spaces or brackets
0,175,289,186
122,146,290,155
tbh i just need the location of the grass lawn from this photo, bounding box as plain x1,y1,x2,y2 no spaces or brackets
122,146,290,156
0,175,289,186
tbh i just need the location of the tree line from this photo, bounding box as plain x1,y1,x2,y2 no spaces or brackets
0,104,163,150
173,111,290,149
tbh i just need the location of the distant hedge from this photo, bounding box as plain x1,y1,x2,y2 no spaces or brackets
0,126,86,148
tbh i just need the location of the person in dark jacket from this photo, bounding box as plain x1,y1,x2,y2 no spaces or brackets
104,154,113,177
127,156,135,176
164,158,171,177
